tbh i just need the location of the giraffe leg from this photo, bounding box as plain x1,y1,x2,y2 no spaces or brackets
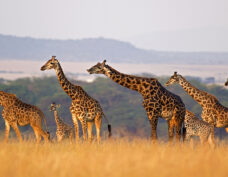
11,123,23,142
69,129,74,144
39,129,50,142
4,120,10,143
79,118,87,141
95,116,102,144
189,137,194,148
208,133,216,149
87,121,94,143
173,109,185,143
72,115,79,142
147,113,159,143
32,127,41,143
34,126,49,143
167,119,175,143
57,135,63,143
200,136,207,145
185,133,193,147
174,120,182,142
210,124,215,145
185,133,190,141
30,117,50,143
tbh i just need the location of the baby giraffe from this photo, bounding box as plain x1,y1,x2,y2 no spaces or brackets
184,110,215,147
50,103,74,143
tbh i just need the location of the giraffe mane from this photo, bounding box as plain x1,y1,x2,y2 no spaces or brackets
180,74,220,103
105,64,158,80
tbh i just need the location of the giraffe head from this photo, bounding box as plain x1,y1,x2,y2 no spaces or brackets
49,102,61,112
185,110,196,122
40,56,59,71
87,60,109,74
165,72,182,86
225,78,228,86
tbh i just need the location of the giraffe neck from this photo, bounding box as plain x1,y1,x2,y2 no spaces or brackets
54,110,62,127
184,110,196,122
54,62,82,100
178,76,205,106
103,65,149,93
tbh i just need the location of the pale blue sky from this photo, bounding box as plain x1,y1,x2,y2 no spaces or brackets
0,0,227,51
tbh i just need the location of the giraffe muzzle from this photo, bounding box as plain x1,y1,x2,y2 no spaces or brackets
225,81,228,86
40,66,46,71
87,69,92,74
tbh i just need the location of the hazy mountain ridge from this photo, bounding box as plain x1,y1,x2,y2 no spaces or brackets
0,34,228,64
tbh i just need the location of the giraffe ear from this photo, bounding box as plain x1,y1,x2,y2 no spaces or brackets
101,60,106,68
57,104,61,108
52,56,56,61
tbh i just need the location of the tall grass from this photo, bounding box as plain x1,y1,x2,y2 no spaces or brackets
0,138,227,177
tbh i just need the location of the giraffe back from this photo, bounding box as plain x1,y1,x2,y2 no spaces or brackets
1,95,47,129
185,110,212,139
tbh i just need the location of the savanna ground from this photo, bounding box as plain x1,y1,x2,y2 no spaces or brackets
1,137,228,177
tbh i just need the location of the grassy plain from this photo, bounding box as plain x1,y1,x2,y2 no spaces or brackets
0,138,228,177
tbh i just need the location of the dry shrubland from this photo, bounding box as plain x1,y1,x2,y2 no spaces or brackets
0,138,228,177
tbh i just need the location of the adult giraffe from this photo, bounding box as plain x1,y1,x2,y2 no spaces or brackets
87,60,186,142
0,91,50,143
166,71,228,142
41,56,111,143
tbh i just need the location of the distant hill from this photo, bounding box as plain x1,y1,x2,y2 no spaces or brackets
0,34,228,64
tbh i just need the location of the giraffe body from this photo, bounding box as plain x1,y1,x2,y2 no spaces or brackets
166,72,228,142
50,103,74,143
87,60,186,142
0,91,49,143
41,56,111,143
184,110,214,147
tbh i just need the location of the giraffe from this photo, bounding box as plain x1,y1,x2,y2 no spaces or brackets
49,102,74,143
41,56,112,143
87,60,186,142
0,91,50,143
166,71,228,142
184,110,215,147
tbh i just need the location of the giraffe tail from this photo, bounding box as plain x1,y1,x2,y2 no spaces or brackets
103,113,112,138
182,126,186,142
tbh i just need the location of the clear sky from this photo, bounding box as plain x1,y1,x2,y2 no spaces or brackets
0,0,227,51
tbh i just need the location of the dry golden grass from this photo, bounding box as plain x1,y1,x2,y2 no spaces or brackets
0,138,228,177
